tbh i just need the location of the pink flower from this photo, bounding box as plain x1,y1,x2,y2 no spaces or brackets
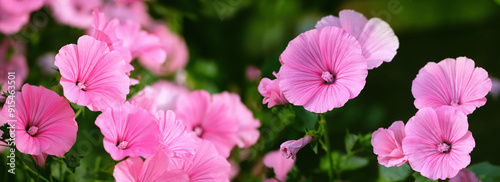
246,65,261,81
315,9,399,69
489,77,500,100
155,110,198,159
258,72,289,108
175,90,260,158
0,0,44,15
139,23,189,76
371,121,407,167
449,168,481,182
263,150,294,182
95,102,161,160
403,107,475,180
129,80,188,114
412,57,492,115
102,1,152,26
55,35,130,111
167,140,231,182
0,10,29,34
48,0,102,28
0,84,78,166
278,26,367,113
280,135,312,160
113,148,189,182
0,39,28,93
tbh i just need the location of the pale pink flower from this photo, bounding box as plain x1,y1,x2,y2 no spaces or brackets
449,168,481,182
0,84,78,166
263,150,294,182
258,72,289,108
95,102,160,160
139,23,188,76
37,52,57,75
176,90,260,158
48,0,102,28
167,140,231,182
403,107,475,180
280,135,312,160
155,110,198,159
129,80,188,114
278,26,367,113
371,121,407,167
0,10,29,34
113,148,189,182
55,35,130,111
102,1,152,26
489,77,500,100
246,65,261,81
0,39,28,93
0,0,44,15
412,57,492,115
315,9,399,69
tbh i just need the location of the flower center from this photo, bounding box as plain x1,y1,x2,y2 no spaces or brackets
450,100,461,106
117,141,129,150
437,142,451,153
193,125,203,137
27,126,39,136
76,81,87,91
321,71,335,84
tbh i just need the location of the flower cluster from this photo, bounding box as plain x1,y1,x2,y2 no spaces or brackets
372,57,491,180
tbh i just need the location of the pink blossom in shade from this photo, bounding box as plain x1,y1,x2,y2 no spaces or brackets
489,77,500,100
263,150,294,182
0,0,44,15
0,40,28,93
402,107,475,180
113,148,190,182
155,110,198,159
411,57,492,115
55,35,130,112
0,84,78,166
258,72,289,108
371,121,407,167
315,9,399,69
278,26,367,113
0,10,30,34
48,0,102,28
37,52,57,75
102,1,152,26
167,140,231,182
129,80,189,114
175,90,260,158
449,168,481,182
95,102,161,161
280,135,312,161
139,23,189,76
245,65,261,81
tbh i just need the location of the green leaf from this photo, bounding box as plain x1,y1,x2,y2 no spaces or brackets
344,130,358,153
339,154,369,171
412,172,437,182
378,163,411,182
358,133,372,149
468,162,500,182
63,150,83,173
291,106,317,132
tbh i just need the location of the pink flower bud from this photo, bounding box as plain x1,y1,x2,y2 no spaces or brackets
280,135,312,160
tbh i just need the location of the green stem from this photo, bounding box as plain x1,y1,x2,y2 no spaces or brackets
24,164,50,182
60,160,65,181
320,114,334,181
74,108,83,118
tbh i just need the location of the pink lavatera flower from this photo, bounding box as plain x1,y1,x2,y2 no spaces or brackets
315,9,399,69
280,135,312,161
245,65,261,81
371,121,407,167
48,0,102,28
155,110,198,159
102,1,152,26
95,102,161,161
258,72,289,108
0,0,44,15
278,26,367,113
55,35,130,111
403,107,475,180
449,168,481,182
412,57,492,115
0,10,29,34
0,39,28,93
263,150,294,182
139,23,189,76
167,140,231,182
113,149,189,182
129,80,188,114
0,84,78,167
175,90,260,158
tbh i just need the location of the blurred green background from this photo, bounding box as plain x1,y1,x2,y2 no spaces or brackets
1,0,500,181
